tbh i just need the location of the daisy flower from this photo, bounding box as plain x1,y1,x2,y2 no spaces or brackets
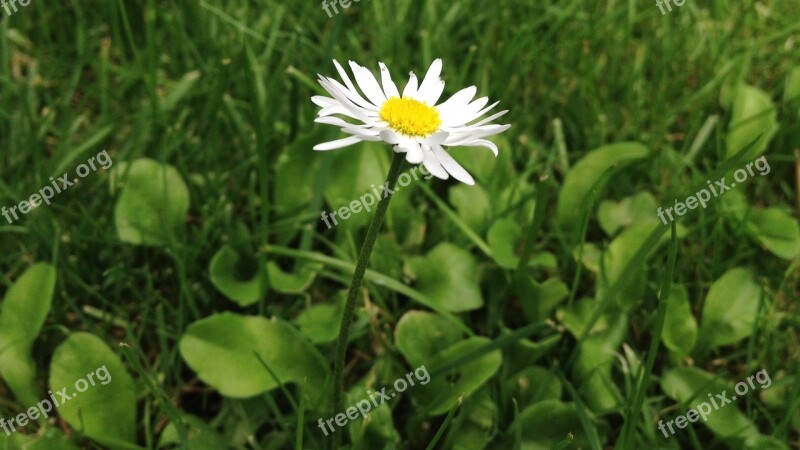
312,59,510,185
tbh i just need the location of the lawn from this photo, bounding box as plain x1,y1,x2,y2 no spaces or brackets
0,0,799,449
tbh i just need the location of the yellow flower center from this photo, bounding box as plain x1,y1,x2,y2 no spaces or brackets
379,97,442,137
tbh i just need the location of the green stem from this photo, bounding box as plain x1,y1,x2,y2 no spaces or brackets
331,151,404,449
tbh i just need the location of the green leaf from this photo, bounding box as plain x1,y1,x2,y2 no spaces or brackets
725,83,778,160
49,333,137,448
599,222,662,310
274,134,321,216
293,296,345,344
698,268,761,349
505,366,562,410
450,184,491,234
660,367,759,440
408,243,483,312
395,310,466,367
344,359,402,447
7,428,80,450
266,261,318,294
719,189,750,222
179,312,330,403
208,245,262,306
561,300,628,411
415,337,502,416
487,218,521,269
514,400,595,450
662,285,698,356
158,414,228,450
518,277,569,323
785,67,800,102
504,334,561,376
449,388,495,450
597,192,659,236
556,142,649,237
744,435,791,450
745,207,800,260
323,141,390,230
113,158,190,246
0,263,56,407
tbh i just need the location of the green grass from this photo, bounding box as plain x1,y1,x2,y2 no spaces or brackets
0,0,799,449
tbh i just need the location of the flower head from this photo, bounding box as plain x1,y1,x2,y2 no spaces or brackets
312,59,510,185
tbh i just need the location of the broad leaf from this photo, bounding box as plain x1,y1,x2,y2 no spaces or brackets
113,158,190,246
408,243,483,312
209,245,262,306
597,191,659,236
395,310,466,367
414,337,502,415
556,142,649,238
0,263,56,407
662,285,698,356
266,261,318,294
323,141,389,230
698,268,760,350
513,400,597,450
745,207,800,260
49,333,137,448
450,183,491,234
179,313,330,404
293,296,345,344
661,367,759,440
725,83,778,161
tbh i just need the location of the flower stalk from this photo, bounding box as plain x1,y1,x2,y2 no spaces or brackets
331,150,405,449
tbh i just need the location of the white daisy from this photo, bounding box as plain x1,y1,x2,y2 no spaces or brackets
311,59,510,185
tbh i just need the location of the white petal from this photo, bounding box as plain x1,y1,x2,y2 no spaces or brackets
421,145,449,180
418,79,445,106
436,86,477,115
313,136,364,151
402,72,419,98
349,61,387,107
379,62,400,98
424,131,449,147
470,109,508,128
441,97,490,127
314,95,366,119
341,126,382,139
315,116,352,126
442,100,503,128
380,129,401,144
454,139,499,156
332,60,377,109
398,139,424,164
312,95,336,107
445,124,512,145
326,76,378,111
317,78,373,122
416,59,444,103
431,145,474,185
